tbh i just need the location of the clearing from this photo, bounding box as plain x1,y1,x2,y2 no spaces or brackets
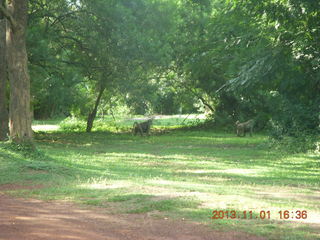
0,118,319,239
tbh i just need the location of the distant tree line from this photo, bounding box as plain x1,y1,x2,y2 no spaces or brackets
0,0,319,149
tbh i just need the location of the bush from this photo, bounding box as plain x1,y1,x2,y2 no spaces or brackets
59,117,86,132
59,117,130,133
269,134,319,153
266,96,320,153
268,120,319,153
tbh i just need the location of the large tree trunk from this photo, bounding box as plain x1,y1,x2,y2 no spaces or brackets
6,0,33,142
86,86,105,132
0,0,9,141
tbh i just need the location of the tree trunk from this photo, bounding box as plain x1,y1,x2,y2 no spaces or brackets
86,86,105,132
0,1,9,141
6,0,33,142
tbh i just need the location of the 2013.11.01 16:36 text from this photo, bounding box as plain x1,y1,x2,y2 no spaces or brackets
211,210,308,220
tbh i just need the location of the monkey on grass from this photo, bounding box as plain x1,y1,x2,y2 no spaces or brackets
235,119,254,137
132,118,154,136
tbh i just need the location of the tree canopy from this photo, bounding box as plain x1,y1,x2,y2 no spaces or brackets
0,0,319,148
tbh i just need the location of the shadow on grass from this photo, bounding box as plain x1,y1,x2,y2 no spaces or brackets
0,141,74,186
1,131,319,240
32,131,319,190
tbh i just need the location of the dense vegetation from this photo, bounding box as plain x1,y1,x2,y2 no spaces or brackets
0,0,319,149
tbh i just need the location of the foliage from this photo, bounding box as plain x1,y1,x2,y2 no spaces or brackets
221,0,320,138
269,132,319,154
58,115,206,133
59,117,87,132
25,0,320,150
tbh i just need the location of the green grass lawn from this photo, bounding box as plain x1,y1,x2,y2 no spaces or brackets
0,117,319,240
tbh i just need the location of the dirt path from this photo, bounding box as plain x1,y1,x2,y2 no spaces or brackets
0,194,265,240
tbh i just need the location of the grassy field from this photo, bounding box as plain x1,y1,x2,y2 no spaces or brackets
0,116,319,240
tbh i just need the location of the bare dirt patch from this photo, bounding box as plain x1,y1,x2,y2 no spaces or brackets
0,193,266,240
0,183,44,191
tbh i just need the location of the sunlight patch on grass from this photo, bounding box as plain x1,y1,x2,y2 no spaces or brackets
147,179,231,191
178,168,266,176
79,178,133,190
104,152,190,161
83,183,127,190
32,125,60,131
200,194,261,209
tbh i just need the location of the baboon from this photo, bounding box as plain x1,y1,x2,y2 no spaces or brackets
235,119,254,137
133,118,154,136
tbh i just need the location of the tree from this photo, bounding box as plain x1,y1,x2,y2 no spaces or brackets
27,0,86,119
68,0,178,131
0,0,33,143
0,0,9,140
222,0,320,134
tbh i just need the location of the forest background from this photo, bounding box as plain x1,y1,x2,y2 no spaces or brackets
0,0,319,151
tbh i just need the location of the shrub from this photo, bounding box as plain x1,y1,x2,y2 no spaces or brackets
59,117,86,132
268,122,319,153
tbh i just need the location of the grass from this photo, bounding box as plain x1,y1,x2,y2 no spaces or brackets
0,115,319,240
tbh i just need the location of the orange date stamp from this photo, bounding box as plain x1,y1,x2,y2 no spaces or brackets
211,210,308,220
